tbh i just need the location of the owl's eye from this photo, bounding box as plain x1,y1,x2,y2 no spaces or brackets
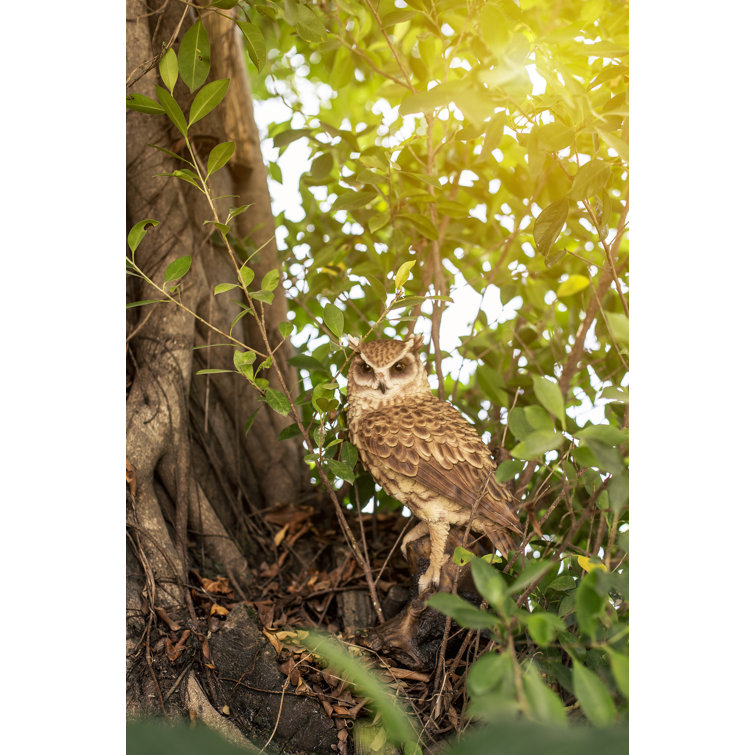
360,362,373,373
392,361,405,372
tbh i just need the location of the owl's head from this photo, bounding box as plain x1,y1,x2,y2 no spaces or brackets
346,334,431,409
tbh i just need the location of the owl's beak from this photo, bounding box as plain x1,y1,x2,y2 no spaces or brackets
378,380,387,394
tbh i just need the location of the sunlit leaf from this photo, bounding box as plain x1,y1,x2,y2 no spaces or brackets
557,275,590,298
261,387,291,416
394,260,416,291
158,48,178,94
164,255,191,282
126,93,165,115
323,302,344,338
206,141,235,177
237,20,266,71
128,219,159,254
178,19,210,92
154,85,187,137
531,375,565,429
533,199,569,255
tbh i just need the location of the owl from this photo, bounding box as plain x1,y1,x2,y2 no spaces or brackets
346,334,522,594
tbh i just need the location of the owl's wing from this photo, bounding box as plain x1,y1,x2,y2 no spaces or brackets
358,400,522,536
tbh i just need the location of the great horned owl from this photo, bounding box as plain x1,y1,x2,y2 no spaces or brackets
346,334,522,593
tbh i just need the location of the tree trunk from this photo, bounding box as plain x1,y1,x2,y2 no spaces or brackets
126,2,318,744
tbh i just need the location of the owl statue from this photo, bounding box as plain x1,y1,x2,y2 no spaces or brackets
346,334,522,594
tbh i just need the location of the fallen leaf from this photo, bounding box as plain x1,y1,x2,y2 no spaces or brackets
264,629,282,654
210,604,229,617
264,503,314,527
385,667,431,682
201,576,232,594
273,524,289,547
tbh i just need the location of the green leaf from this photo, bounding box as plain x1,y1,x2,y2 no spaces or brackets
309,152,334,182
399,86,456,116
226,204,252,223
126,299,167,309
575,569,606,638
537,122,575,152
480,4,509,53
300,632,417,750
597,128,629,161
205,221,230,235
195,368,233,375
382,9,417,27
312,381,339,413
323,303,344,338
213,282,238,295
244,409,260,435
278,422,302,441
154,85,188,137
236,20,266,71
572,659,616,726
505,559,555,596
206,141,235,177
399,213,439,240
238,267,254,288
273,128,311,149
363,211,388,235
261,387,291,416
126,93,165,115
164,255,191,282
325,458,356,484
452,546,476,566
605,648,629,698
295,5,328,42
533,199,569,255
128,219,159,254
163,168,201,189
600,385,628,403
331,189,376,212
524,612,565,647
467,652,510,697
571,159,612,199
582,438,625,476
189,79,230,127
211,0,239,8
523,662,567,725
278,321,294,340
507,406,553,440
261,268,280,291
340,441,359,469
394,260,416,291
470,558,507,613
511,430,564,460
288,354,329,374
178,19,211,92
495,459,524,482
426,593,501,631
557,274,591,297
604,311,629,347
608,471,629,512
248,290,274,305
531,376,566,428
576,424,627,446
158,48,178,94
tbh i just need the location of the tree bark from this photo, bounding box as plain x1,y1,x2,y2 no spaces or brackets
126,0,308,738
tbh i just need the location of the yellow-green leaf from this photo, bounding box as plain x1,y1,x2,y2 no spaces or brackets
394,260,416,291
557,275,590,297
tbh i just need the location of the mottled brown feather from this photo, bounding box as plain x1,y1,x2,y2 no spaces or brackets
356,397,521,534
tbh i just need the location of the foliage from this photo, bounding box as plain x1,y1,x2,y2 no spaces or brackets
126,0,628,745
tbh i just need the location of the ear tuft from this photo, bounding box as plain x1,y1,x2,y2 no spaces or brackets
406,334,425,352
346,335,361,351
